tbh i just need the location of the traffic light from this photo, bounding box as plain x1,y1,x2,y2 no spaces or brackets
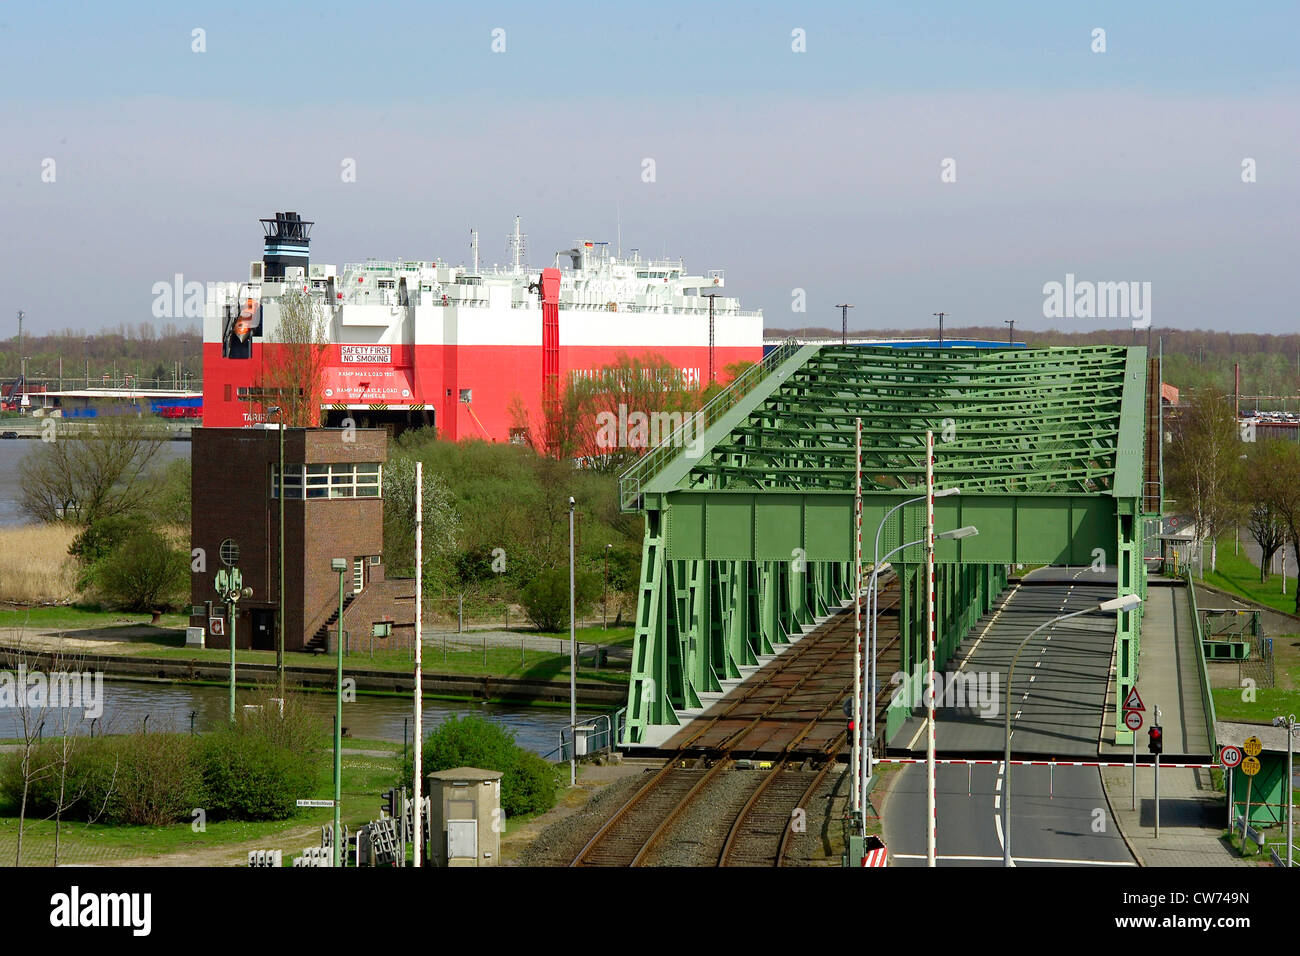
380,788,398,817
1148,725,1163,755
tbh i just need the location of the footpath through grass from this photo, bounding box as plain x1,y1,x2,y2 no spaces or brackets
1198,537,1300,618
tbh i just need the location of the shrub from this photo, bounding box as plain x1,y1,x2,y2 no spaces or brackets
88,524,188,610
199,693,328,821
417,714,559,818
0,732,204,826
107,731,206,825
520,567,600,632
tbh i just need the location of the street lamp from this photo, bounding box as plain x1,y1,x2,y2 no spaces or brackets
1002,592,1142,866
1272,713,1297,868
568,498,577,787
269,407,286,699
862,488,962,798
603,543,612,630
858,523,978,824
331,556,347,867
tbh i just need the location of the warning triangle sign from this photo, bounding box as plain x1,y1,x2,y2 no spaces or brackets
1122,687,1144,711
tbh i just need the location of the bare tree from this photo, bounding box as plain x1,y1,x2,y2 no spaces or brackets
1254,439,1300,613
3,635,57,865
1167,389,1241,575
255,289,329,428
18,415,170,524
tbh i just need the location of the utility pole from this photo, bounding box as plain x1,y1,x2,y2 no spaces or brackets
1004,320,1015,345
17,311,25,413
568,497,577,787
933,312,946,347
836,304,854,346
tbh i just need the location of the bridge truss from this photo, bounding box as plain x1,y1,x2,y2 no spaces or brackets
618,343,1155,746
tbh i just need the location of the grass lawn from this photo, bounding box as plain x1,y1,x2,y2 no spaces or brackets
1199,537,1300,618
0,606,189,632
1210,627,1300,722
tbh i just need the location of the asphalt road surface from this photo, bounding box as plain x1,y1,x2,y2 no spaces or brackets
891,567,1119,757
882,762,1135,867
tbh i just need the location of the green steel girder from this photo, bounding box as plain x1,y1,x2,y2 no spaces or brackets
620,345,1151,745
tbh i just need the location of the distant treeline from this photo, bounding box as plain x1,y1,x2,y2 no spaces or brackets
0,323,202,389
768,326,1300,398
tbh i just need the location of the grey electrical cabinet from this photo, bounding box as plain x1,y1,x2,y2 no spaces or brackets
427,767,503,867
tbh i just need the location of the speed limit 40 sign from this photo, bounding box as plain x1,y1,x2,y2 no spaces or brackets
1219,745,1243,769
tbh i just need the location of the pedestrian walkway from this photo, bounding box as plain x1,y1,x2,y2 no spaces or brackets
1100,764,1254,867
1100,580,1210,758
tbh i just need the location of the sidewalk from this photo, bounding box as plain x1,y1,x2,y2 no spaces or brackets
1100,764,1256,867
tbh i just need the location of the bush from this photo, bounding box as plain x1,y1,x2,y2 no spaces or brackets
108,731,206,825
199,693,328,821
0,732,205,826
417,714,559,818
88,524,188,610
520,567,600,632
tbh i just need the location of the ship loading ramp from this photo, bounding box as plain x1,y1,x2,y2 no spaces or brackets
617,342,1174,755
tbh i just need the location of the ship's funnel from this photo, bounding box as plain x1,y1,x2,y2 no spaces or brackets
260,211,314,280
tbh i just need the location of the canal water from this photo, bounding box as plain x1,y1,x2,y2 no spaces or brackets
0,439,607,755
0,678,601,757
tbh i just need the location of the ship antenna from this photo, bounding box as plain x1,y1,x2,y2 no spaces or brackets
470,228,479,274
616,201,621,259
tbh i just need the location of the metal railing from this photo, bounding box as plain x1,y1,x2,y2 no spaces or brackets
617,337,801,511
1184,571,1218,755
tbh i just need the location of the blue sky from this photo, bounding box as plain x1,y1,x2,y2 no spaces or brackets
2,1,1297,334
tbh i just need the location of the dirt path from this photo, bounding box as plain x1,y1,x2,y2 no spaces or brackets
96,824,326,867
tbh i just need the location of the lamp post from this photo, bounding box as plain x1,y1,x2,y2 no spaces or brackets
1273,713,1297,867
1002,593,1142,866
858,523,978,813
331,557,347,867
269,406,286,699
864,487,962,803
603,543,612,630
568,497,577,787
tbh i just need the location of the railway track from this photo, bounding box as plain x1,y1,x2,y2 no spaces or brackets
571,578,899,867
717,758,837,866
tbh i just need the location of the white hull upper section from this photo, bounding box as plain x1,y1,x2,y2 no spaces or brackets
205,234,763,350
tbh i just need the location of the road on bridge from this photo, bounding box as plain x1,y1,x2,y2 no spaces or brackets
882,762,1135,867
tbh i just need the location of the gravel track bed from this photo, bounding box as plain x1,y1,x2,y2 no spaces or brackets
513,771,653,866
783,763,850,866
641,766,767,867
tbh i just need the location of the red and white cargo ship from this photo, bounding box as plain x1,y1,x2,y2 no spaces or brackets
202,212,764,439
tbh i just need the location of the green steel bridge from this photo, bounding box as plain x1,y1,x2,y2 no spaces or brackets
618,342,1162,748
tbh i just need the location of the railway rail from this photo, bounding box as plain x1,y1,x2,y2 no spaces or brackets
571,577,899,867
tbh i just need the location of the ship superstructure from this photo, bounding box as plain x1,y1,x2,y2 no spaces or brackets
203,213,764,440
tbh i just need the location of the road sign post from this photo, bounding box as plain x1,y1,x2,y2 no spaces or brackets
1241,735,1263,854
1220,745,1243,832
1153,704,1161,838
